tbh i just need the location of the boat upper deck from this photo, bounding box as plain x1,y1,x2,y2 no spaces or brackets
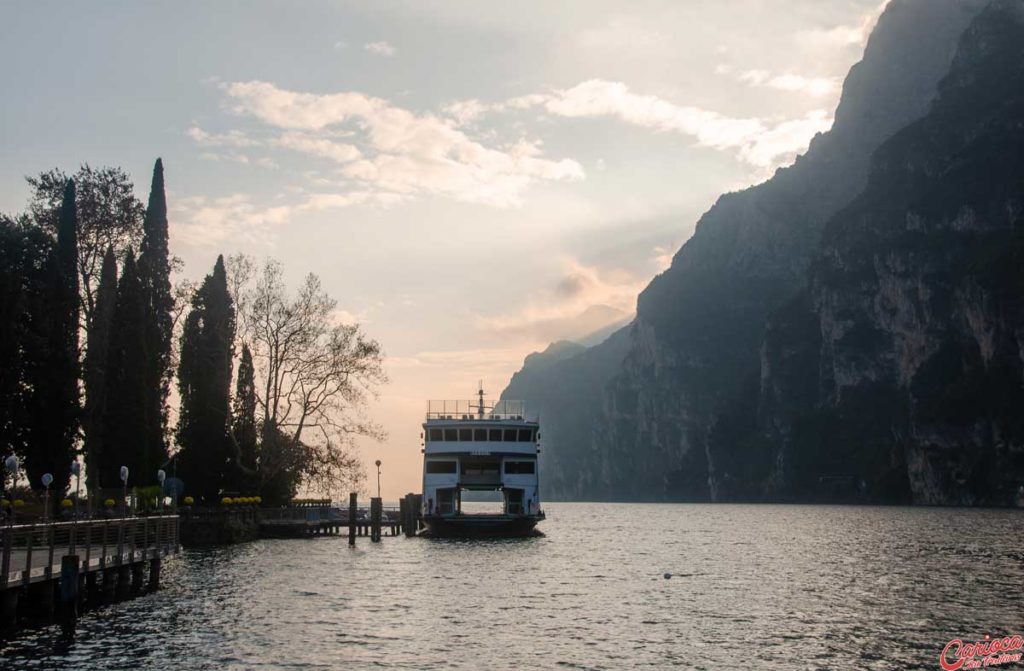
422,399,538,455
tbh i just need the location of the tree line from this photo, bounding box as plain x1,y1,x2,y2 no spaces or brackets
0,160,384,505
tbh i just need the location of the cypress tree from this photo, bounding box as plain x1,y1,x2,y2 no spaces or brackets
177,256,236,501
102,252,148,490
0,217,38,477
83,247,117,491
24,181,79,493
138,159,172,484
231,344,258,490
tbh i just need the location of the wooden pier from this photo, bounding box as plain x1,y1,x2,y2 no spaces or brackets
0,515,180,635
258,503,405,539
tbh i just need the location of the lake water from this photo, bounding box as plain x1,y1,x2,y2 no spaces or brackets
1,503,1021,670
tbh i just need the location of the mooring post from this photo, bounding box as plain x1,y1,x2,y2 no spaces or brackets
101,568,117,604
370,497,382,542
402,494,415,537
85,572,98,606
116,566,131,601
413,494,423,532
348,493,357,546
130,562,145,595
0,589,17,636
59,554,80,633
148,557,161,592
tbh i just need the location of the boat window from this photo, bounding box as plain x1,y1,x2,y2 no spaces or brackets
503,428,518,442
458,428,473,441
428,428,443,441
426,460,457,474
518,428,534,442
489,428,503,441
443,428,457,441
504,461,535,474
473,428,487,441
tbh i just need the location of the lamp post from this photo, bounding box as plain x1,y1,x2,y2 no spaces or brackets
375,460,382,499
119,466,129,517
157,469,166,512
41,473,53,522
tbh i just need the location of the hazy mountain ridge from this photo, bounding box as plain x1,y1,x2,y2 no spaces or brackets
503,0,1002,502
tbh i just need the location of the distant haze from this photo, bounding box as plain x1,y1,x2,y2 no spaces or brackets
0,0,886,498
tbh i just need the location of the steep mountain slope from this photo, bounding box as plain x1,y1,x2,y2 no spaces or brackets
758,0,1024,505
503,0,989,501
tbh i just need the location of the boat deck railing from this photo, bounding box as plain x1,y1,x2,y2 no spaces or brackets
426,399,529,421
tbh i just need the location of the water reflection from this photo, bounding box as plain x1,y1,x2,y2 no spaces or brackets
1,503,1021,670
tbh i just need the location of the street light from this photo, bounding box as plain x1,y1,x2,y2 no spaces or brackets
157,469,166,511
119,466,129,517
375,460,382,499
41,472,53,522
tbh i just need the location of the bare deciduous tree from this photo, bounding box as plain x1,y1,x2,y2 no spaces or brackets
232,257,385,499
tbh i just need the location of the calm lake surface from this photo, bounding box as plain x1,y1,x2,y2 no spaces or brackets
1,503,1021,670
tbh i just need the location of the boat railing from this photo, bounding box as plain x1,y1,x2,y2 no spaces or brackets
426,399,529,420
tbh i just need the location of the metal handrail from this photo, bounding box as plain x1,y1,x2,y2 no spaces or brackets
425,399,529,420
1,515,180,589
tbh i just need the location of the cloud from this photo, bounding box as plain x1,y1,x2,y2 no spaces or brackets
652,245,674,271
171,194,292,248
187,126,259,147
273,132,362,163
726,68,839,97
443,98,488,125
299,191,404,211
475,259,643,343
220,80,584,206
505,79,833,169
364,41,396,56
798,0,889,49
198,151,277,168
387,347,529,379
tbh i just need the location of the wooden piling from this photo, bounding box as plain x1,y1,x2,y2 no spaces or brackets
116,566,131,601
85,572,99,605
59,554,80,633
412,494,423,532
370,498,382,542
130,563,145,595
148,556,161,592
348,493,357,546
0,589,17,635
402,494,415,537
101,568,117,604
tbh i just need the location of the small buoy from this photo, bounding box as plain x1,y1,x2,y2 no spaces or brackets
664,572,672,579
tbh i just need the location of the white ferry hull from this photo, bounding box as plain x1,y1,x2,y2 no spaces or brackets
421,513,544,538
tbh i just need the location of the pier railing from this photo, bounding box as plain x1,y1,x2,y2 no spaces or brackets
1,515,180,589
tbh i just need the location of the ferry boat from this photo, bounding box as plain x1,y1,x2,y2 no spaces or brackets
420,389,544,537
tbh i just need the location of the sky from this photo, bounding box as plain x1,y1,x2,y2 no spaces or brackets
0,0,886,499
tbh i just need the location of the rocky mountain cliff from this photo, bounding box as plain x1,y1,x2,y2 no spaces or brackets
504,0,1012,503
758,0,1024,505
